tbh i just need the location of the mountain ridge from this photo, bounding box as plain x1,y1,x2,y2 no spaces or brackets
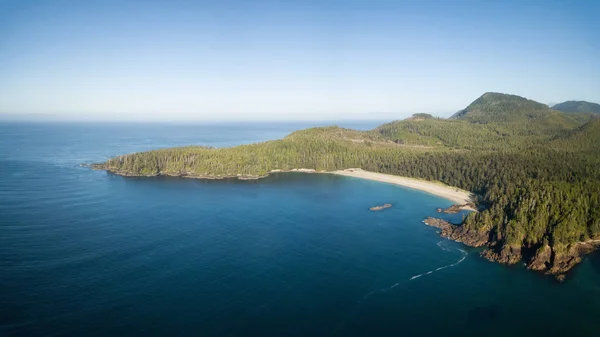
552,100,600,114
451,92,552,120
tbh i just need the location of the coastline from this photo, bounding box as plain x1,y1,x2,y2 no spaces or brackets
328,168,476,208
95,165,476,209
96,164,600,278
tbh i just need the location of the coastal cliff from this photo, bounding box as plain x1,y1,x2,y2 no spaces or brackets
423,217,490,247
424,217,600,281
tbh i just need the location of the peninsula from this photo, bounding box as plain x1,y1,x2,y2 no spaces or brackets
92,92,600,280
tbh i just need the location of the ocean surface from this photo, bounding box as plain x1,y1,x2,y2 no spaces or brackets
1,121,600,337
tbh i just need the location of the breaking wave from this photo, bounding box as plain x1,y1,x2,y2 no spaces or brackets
409,247,467,280
364,242,468,299
334,241,468,334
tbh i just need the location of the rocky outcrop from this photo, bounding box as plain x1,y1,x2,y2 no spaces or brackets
424,217,600,281
436,202,477,213
527,244,552,271
481,244,522,265
370,204,392,211
92,164,321,181
90,164,269,180
514,241,600,281
423,217,490,247
545,240,600,281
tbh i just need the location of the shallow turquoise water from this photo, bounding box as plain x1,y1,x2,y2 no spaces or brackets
1,122,599,336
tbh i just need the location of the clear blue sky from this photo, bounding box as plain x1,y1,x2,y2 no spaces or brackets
0,0,598,121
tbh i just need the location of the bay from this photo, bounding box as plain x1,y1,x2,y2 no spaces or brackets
1,121,599,337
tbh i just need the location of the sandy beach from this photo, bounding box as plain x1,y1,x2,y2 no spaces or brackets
330,168,475,208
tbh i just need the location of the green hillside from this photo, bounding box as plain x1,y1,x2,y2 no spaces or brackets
93,93,600,279
451,92,551,120
552,100,600,114
375,93,582,150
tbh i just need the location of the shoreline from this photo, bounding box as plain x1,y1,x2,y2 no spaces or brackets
96,165,475,208
92,164,600,279
328,168,475,208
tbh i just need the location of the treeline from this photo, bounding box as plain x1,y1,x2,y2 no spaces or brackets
375,108,583,150
97,112,600,273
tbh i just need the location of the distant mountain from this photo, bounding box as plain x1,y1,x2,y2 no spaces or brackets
450,92,552,122
552,101,600,114
407,113,434,120
448,92,583,132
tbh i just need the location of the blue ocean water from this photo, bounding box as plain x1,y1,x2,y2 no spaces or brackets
1,121,600,337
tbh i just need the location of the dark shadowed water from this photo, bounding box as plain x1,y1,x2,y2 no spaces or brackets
1,122,600,336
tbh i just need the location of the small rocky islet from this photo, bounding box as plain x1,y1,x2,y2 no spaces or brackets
370,203,392,211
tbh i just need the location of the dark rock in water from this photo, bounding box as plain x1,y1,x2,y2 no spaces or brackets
423,217,489,247
481,245,522,265
520,239,600,281
370,203,392,211
89,163,106,170
423,217,600,279
546,240,600,281
527,244,552,271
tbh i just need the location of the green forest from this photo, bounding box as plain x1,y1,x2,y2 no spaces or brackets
94,92,600,278
552,100,600,114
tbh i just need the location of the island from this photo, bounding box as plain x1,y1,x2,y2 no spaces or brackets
91,92,600,281
370,203,392,211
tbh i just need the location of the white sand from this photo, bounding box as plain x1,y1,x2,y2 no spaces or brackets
330,168,475,207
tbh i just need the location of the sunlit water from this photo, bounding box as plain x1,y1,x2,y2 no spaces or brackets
1,122,599,336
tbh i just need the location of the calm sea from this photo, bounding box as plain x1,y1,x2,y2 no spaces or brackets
1,122,599,337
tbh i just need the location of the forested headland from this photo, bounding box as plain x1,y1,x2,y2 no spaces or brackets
93,92,600,280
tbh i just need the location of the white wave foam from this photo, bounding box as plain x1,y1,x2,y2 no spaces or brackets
338,244,468,334
436,240,452,252
361,244,468,301
408,246,467,281
361,282,401,300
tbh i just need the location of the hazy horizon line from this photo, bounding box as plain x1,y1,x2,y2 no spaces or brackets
0,112,454,123
0,115,405,124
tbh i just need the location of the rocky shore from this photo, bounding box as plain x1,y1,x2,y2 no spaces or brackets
423,217,489,247
436,203,478,214
90,164,269,180
423,217,600,281
90,164,325,180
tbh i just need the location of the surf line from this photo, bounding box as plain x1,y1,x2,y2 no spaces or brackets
362,242,467,301
333,243,468,334
360,282,401,301
409,246,467,281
